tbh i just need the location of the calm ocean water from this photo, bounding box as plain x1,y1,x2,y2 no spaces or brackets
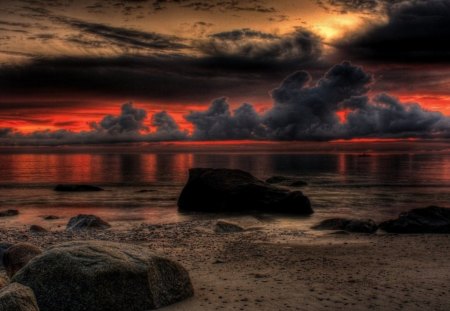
1,146,450,230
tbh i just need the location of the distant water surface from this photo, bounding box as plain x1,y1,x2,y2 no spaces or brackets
1,145,450,230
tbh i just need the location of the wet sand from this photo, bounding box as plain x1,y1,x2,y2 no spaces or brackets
1,218,450,311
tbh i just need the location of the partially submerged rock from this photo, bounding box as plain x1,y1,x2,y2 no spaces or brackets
54,184,104,192
0,210,19,217
12,241,194,311
214,220,245,233
42,215,59,220
266,176,308,187
66,214,111,231
178,168,313,214
380,206,450,233
3,243,43,278
313,218,378,234
29,225,47,233
0,283,40,311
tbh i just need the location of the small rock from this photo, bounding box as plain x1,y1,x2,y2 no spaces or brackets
29,225,47,233
312,218,378,234
380,206,450,233
214,220,245,233
54,184,104,192
42,215,59,220
3,243,43,278
66,214,111,231
0,283,40,311
0,210,19,217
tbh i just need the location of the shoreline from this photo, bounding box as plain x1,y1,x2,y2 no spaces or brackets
2,218,450,310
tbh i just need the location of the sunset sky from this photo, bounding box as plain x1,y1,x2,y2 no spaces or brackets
0,0,450,144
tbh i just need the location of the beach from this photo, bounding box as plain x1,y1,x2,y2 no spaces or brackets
2,217,450,311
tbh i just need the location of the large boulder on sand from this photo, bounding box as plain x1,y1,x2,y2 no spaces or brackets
3,243,43,278
0,283,40,311
178,168,313,214
380,206,450,233
66,214,111,231
312,218,378,233
12,241,194,311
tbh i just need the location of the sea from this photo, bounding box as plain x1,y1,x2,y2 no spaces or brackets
1,141,450,231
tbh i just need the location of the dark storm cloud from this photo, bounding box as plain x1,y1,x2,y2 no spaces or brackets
0,27,325,102
0,103,186,145
185,98,265,140
59,17,187,50
336,0,450,63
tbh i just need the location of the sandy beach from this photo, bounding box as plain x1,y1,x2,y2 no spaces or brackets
2,217,450,311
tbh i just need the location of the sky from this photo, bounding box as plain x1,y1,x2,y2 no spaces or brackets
0,0,449,145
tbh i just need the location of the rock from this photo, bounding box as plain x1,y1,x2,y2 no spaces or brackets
0,273,8,289
12,241,194,311
3,243,43,278
29,225,47,233
0,210,19,217
42,215,59,220
266,176,308,187
0,283,40,311
66,214,111,231
312,218,378,233
380,206,450,233
54,184,104,192
178,168,313,214
0,242,13,267
214,220,245,233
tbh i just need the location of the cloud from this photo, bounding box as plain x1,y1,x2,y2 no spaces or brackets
185,98,265,140
2,62,450,145
152,0,276,13
336,0,450,63
316,0,394,14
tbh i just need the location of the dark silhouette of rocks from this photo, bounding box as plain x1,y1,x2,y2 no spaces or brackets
380,206,450,233
3,243,43,278
0,283,40,311
0,210,19,217
12,241,194,311
66,214,111,231
54,184,104,192
42,215,59,220
178,168,313,214
266,176,308,187
30,225,48,233
313,218,378,233
214,220,245,233
0,242,13,268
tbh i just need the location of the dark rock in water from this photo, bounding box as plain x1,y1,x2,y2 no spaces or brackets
214,220,244,233
29,225,47,233
266,176,308,187
178,168,313,214
12,241,194,311
0,210,19,217
42,215,59,220
136,189,156,193
66,214,111,231
54,184,104,192
313,218,378,233
3,243,43,278
380,206,450,233
0,283,40,311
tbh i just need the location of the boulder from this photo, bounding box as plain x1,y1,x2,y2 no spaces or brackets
313,218,378,233
29,225,47,233
0,210,19,217
66,214,111,231
3,243,43,278
54,184,104,192
0,283,40,311
178,168,313,214
12,241,194,311
214,220,245,233
266,176,308,187
380,206,450,233
0,242,13,267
